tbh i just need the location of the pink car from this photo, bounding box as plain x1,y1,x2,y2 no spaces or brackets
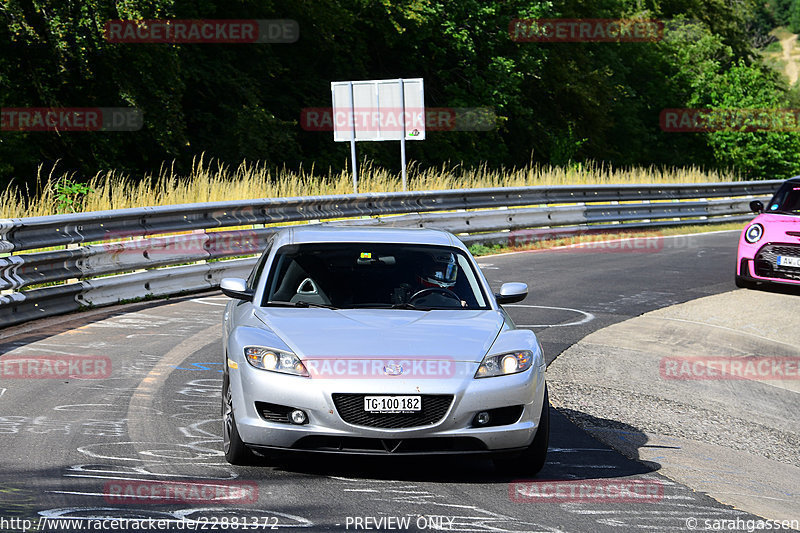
736,177,800,289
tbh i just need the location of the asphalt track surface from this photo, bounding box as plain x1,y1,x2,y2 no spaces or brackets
0,230,780,532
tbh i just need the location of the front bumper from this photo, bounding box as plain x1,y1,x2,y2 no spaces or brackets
738,247,800,286
229,360,546,454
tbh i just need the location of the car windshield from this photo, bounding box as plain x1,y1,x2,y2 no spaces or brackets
767,182,800,214
260,243,489,310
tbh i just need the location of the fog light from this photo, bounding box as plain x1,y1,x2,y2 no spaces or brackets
290,409,308,425
475,411,490,426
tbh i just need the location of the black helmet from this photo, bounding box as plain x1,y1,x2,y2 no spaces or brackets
418,252,458,288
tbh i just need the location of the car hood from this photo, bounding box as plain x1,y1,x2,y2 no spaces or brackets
749,213,800,244
754,212,800,225
253,308,505,362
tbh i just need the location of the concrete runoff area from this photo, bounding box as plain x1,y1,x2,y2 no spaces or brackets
547,289,800,522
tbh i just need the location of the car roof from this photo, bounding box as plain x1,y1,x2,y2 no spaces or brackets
273,225,465,250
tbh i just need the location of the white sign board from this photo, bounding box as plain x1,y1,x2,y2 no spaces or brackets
331,78,425,142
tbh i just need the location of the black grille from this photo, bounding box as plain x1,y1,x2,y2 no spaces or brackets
255,402,293,424
332,394,453,428
292,436,486,453
755,243,800,281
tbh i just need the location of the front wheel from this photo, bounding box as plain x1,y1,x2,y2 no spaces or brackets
494,385,550,476
222,373,257,466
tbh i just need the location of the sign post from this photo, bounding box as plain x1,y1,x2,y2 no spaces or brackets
331,78,425,193
347,82,357,193
399,79,407,191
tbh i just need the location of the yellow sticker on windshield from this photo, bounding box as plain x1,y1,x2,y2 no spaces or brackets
360,252,372,259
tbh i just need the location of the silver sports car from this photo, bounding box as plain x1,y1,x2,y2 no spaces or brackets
220,226,549,474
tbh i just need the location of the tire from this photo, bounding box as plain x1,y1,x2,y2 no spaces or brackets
494,385,550,476
222,373,257,466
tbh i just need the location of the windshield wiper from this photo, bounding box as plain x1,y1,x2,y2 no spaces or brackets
345,302,431,310
265,300,339,309
391,302,431,311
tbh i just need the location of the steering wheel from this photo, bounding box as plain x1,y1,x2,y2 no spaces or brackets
409,287,462,304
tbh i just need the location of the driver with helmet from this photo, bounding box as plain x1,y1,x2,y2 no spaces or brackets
393,252,466,307
418,252,458,288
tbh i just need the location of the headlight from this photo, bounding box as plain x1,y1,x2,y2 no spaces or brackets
475,350,533,378
244,346,309,377
744,223,763,244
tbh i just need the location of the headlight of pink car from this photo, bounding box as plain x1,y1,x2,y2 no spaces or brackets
744,223,764,244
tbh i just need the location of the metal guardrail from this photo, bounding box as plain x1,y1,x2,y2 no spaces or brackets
0,180,782,328
0,182,778,252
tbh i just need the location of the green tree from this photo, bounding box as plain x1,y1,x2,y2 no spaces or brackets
768,0,793,25
789,0,800,33
695,61,800,178
1,0,797,189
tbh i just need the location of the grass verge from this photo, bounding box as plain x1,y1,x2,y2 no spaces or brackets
1,157,737,219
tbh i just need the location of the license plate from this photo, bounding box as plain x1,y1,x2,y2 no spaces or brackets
363,395,421,413
777,255,800,268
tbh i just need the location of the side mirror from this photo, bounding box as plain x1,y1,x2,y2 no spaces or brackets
750,200,764,213
495,282,528,305
220,278,253,301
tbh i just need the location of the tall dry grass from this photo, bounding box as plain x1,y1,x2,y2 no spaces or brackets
0,156,739,219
